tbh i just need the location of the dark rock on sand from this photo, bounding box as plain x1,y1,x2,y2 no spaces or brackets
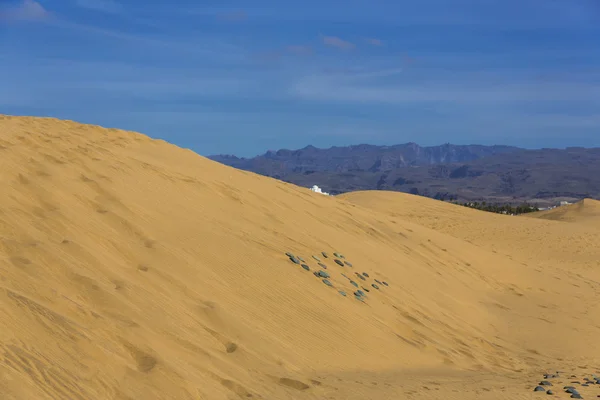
334,259,344,266
312,255,321,262
301,264,310,271
322,279,332,287
344,261,353,267
321,252,329,258
571,394,583,399
382,281,389,286
339,291,346,296
372,284,380,289
289,256,300,264
540,381,553,386
350,281,359,288
318,262,328,269
314,270,330,279
547,390,554,395
534,386,546,392
362,272,369,277
285,252,294,258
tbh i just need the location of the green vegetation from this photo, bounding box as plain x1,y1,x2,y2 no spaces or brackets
453,201,539,215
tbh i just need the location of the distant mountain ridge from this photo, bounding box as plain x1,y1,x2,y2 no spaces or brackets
208,143,600,205
209,143,523,176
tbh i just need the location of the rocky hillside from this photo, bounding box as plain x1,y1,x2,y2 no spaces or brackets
209,144,600,205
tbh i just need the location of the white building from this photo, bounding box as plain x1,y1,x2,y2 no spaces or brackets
310,185,330,196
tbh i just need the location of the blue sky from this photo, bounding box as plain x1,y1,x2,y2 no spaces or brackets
1,0,599,157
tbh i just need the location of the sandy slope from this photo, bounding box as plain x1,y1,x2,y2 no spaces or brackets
526,198,600,227
0,115,599,399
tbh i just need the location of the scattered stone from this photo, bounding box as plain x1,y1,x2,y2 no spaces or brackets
375,279,382,285
540,381,553,386
322,279,332,287
372,284,380,289
354,294,364,301
301,264,310,271
350,281,358,288
547,390,554,395
356,290,365,297
334,252,341,258
339,291,346,296
534,386,546,392
318,262,328,269
582,384,589,387
382,281,389,286
362,272,369,277
285,252,294,258
545,374,558,379
334,259,344,266
344,261,353,267
356,274,366,281
564,386,576,390
289,256,300,264
572,381,581,385
571,394,583,399
312,255,321,262
298,256,306,262
566,388,579,394
321,252,328,258
314,270,330,279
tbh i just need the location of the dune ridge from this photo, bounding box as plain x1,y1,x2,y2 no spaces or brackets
1,115,599,399
526,198,600,226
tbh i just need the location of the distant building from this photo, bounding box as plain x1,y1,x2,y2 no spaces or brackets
310,185,330,196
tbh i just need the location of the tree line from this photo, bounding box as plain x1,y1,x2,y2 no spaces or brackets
453,201,539,215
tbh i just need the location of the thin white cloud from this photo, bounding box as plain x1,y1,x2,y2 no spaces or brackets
216,10,247,22
321,35,355,50
363,38,384,46
286,45,313,56
0,0,49,22
290,70,600,105
75,0,123,14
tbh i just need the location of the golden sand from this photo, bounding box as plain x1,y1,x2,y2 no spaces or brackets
0,115,598,399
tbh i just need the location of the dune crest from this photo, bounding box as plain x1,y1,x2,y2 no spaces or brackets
1,115,599,399
527,198,600,226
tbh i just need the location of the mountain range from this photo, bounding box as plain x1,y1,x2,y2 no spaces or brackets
208,143,600,205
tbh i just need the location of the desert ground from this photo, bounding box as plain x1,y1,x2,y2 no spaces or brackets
0,114,599,399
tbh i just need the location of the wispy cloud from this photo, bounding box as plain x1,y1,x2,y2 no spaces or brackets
363,38,384,46
286,45,313,56
216,10,247,22
321,35,355,50
0,0,49,22
74,0,123,14
290,68,600,106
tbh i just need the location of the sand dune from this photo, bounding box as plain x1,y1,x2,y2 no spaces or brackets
527,198,600,227
1,115,599,399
